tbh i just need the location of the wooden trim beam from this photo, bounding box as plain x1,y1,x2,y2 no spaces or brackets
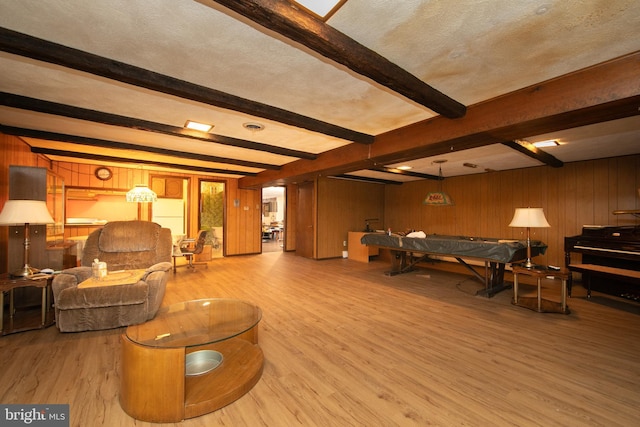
0,27,373,144
239,52,640,188
368,166,441,181
0,125,275,171
210,0,466,119
30,147,256,176
332,175,403,185
501,140,564,168
0,92,317,160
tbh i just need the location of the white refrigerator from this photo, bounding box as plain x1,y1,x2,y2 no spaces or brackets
152,198,185,236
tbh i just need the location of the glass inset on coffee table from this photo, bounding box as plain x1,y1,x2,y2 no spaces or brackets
120,298,263,423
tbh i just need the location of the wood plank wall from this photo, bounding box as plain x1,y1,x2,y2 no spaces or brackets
284,183,298,251
225,185,262,256
384,154,640,267
0,134,51,272
316,177,385,259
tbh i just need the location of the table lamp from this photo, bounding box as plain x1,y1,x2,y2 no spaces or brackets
509,207,550,268
0,199,55,277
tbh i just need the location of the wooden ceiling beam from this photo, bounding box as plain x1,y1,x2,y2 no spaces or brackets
30,147,257,176
372,53,640,162
368,166,441,181
0,92,317,160
0,27,373,144
210,0,466,119
0,125,275,171
239,52,640,188
332,175,403,185
502,140,564,168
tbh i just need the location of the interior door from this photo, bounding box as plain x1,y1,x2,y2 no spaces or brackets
296,181,314,259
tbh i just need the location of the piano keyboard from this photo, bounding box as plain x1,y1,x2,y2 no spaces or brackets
574,245,639,256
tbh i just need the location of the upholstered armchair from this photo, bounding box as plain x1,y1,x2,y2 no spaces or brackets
52,220,173,332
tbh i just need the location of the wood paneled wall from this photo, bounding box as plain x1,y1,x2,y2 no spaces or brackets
225,183,262,256
0,134,51,273
384,154,640,267
284,183,297,251
316,177,385,259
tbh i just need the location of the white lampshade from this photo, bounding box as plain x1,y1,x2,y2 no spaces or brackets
509,208,550,228
0,200,55,225
126,184,158,203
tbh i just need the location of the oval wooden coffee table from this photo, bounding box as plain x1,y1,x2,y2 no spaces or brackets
120,298,263,422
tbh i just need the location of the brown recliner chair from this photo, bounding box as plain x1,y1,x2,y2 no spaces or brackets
52,220,172,332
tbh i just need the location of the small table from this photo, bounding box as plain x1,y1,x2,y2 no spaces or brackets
120,298,263,422
0,273,55,335
512,265,570,314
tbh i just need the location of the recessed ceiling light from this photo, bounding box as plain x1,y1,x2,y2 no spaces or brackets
292,0,347,20
243,122,265,132
396,165,412,170
185,120,213,132
533,139,560,148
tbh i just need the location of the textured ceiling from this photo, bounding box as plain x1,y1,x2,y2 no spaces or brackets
0,0,639,183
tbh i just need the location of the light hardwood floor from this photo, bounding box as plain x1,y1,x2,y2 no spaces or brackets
1,252,639,426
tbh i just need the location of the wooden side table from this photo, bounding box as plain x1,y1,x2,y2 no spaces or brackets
348,232,379,263
512,265,570,314
0,273,55,335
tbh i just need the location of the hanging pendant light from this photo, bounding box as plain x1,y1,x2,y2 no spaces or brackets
423,160,454,206
126,184,158,203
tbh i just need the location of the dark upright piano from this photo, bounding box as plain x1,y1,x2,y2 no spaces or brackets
565,226,640,300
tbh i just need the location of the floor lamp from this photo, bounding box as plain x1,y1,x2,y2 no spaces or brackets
0,199,55,277
509,207,550,268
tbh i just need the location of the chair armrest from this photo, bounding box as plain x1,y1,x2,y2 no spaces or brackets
144,262,173,277
52,267,93,294
144,262,172,288
143,262,172,320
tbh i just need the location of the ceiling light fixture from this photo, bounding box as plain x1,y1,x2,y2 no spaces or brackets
185,120,213,132
243,122,265,132
532,139,560,148
291,0,347,20
396,165,412,170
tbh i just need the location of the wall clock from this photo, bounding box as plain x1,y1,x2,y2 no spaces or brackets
95,167,113,181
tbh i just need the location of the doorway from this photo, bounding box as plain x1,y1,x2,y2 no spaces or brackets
262,186,285,253
199,180,225,259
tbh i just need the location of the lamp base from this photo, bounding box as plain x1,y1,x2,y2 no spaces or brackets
515,260,546,270
11,264,40,278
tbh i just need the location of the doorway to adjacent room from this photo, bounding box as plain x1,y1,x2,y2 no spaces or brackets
199,180,225,259
262,186,285,253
